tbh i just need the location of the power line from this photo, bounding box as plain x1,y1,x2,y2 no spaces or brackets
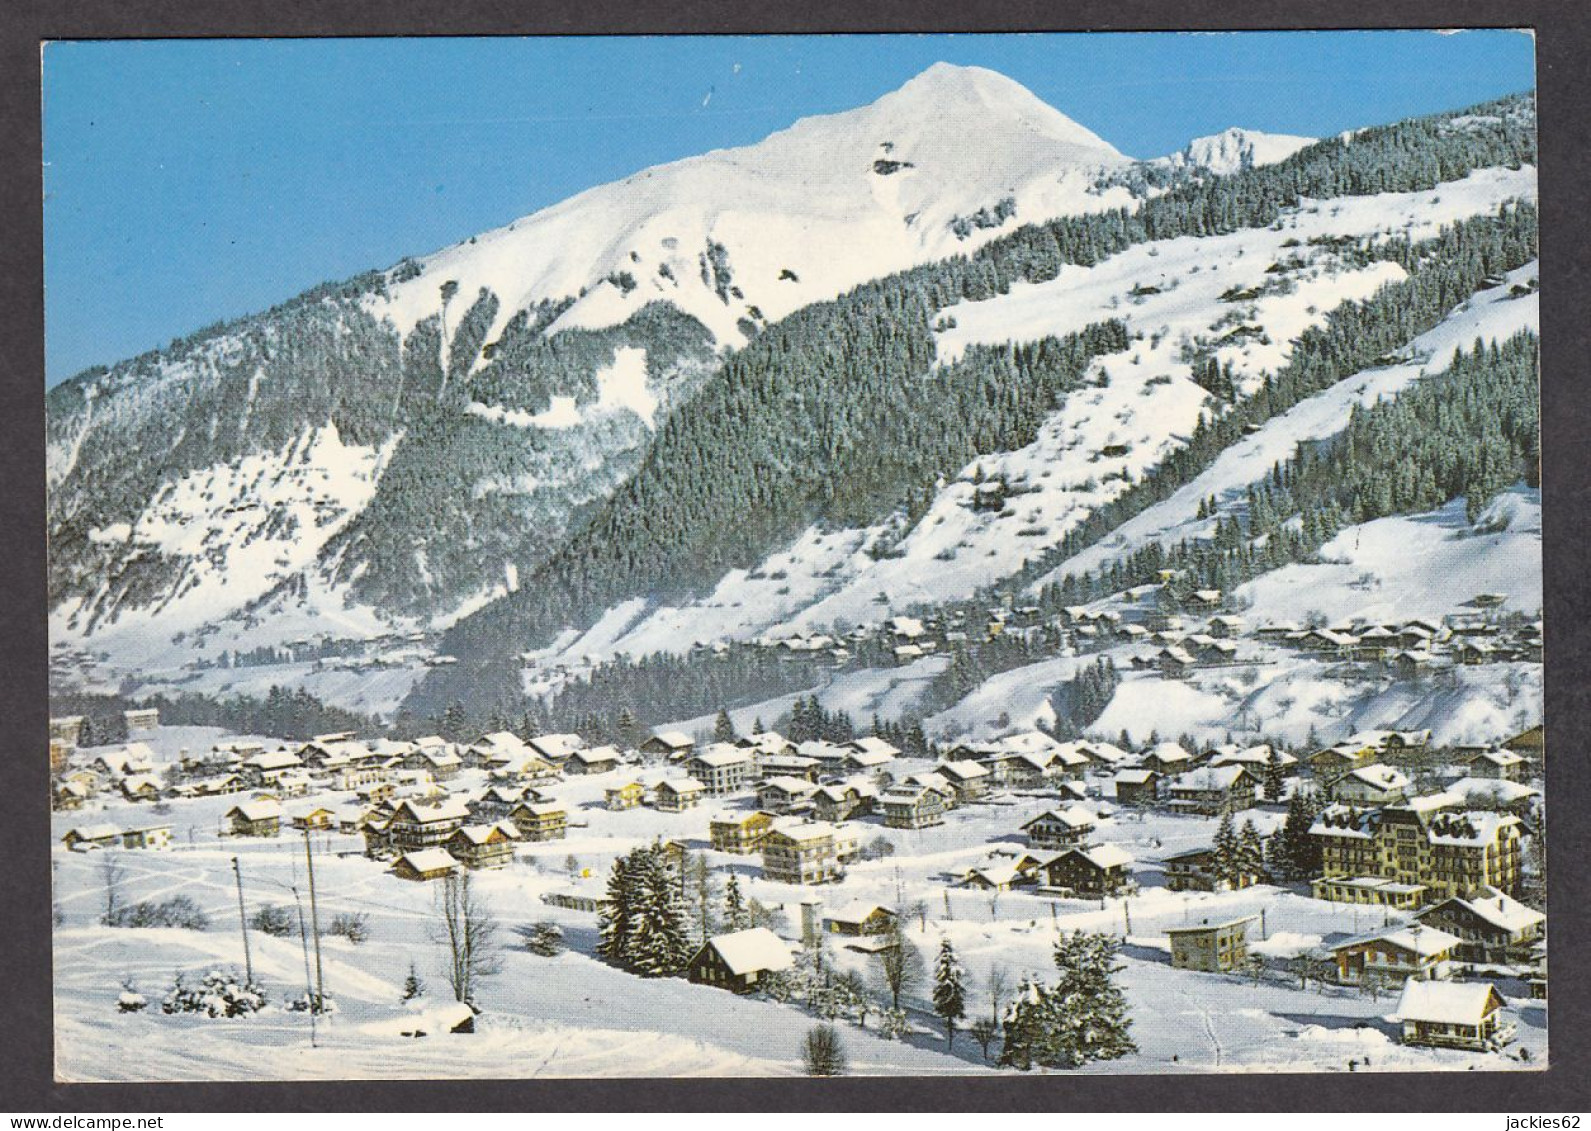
231,856,254,985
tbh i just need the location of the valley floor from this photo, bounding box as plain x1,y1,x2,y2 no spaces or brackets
52,729,1545,1080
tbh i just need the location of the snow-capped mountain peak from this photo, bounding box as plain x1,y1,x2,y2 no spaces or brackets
1159,126,1317,176
380,64,1138,352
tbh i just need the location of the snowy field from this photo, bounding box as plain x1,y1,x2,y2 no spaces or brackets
53,732,1545,1080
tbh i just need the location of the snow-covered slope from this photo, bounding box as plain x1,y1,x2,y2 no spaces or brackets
533,167,1535,668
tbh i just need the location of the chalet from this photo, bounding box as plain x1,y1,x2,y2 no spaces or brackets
1256,621,1302,641
443,822,521,869
709,810,776,854
526,733,585,767
1206,615,1246,639
812,781,876,823
737,731,796,759
119,775,162,803
1022,806,1097,850
1166,765,1257,815
92,744,156,781
470,784,527,821
879,783,947,829
1163,847,1230,892
1307,742,1376,779
822,904,897,937
1502,725,1544,763
1042,844,1134,898
961,862,1028,891
1353,625,1398,661
936,760,992,803
1189,589,1223,610
1393,650,1437,679
53,780,88,811
604,782,646,811
686,927,794,993
1528,942,1547,1000
387,799,471,852
655,777,706,813
1300,628,1357,657
1331,924,1461,987
121,824,172,850
1415,887,1546,965
761,821,848,885
391,848,461,882
405,745,463,781
846,735,900,762
1140,742,1194,775
1156,646,1196,679
465,731,533,770
288,805,338,831
757,775,818,814
1311,802,1524,902
1168,917,1255,974
1455,640,1497,665
1394,980,1512,1051
62,824,121,851
508,801,568,842
565,745,622,776
225,800,282,838
640,731,695,761
1073,741,1131,769
1464,749,1529,783
687,744,758,795
1331,764,1411,807
1209,744,1296,773
1111,768,1161,806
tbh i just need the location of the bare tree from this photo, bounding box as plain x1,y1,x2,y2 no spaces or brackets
873,918,924,1011
434,871,501,1006
98,851,126,925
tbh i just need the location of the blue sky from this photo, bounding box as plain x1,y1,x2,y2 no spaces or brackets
42,31,1535,385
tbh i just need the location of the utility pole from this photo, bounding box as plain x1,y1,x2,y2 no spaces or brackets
303,828,326,1013
292,887,318,1047
231,857,254,985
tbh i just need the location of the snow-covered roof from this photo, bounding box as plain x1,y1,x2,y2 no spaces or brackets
1425,887,1544,934
1144,742,1191,764
1394,980,1502,1026
1113,769,1156,784
1445,777,1538,805
395,849,460,874
1170,765,1251,792
825,902,894,924
393,798,471,824
65,823,121,842
705,927,794,976
1023,805,1095,830
648,731,694,749
528,733,585,759
661,777,706,793
938,759,991,781
761,776,818,795
847,736,900,758
449,822,521,845
692,744,752,767
768,819,839,843
1344,764,1410,791
1333,924,1461,958
228,799,282,821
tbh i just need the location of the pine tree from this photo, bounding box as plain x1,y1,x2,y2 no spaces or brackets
597,852,635,967
932,938,968,1048
1239,819,1266,886
1263,747,1287,803
1275,792,1324,879
1213,807,1241,889
723,873,748,931
400,960,426,1003
627,845,692,977
713,708,736,744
